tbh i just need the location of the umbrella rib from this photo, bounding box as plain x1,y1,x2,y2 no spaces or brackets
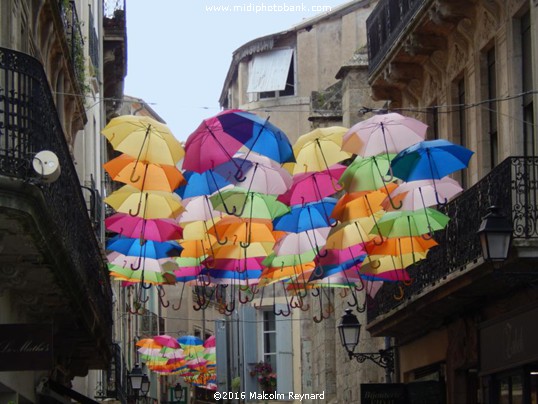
130,124,151,182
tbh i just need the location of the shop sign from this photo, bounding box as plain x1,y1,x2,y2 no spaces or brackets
0,324,53,370
480,305,538,374
361,383,407,404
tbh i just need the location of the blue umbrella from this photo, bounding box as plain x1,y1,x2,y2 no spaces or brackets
390,139,474,182
273,198,337,233
178,335,204,346
218,111,295,165
106,235,183,259
174,170,232,199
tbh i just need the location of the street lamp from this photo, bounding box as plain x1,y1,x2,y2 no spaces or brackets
173,383,184,401
128,364,150,399
338,309,394,373
477,206,513,265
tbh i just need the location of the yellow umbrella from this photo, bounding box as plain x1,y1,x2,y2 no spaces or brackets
102,115,185,165
182,220,220,241
211,242,274,260
258,262,315,287
286,126,351,174
325,214,383,249
105,185,184,219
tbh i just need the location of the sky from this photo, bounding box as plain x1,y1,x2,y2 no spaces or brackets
124,0,350,142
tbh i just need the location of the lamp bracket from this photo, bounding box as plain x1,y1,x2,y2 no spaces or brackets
348,348,394,372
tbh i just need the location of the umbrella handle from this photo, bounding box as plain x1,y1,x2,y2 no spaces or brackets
140,280,152,290
129,167,141,183
383,165,395,183
316,245,328,257
253,284,266,310
313,263,324,277
369,258,381,269
171,283,186,310
130,255,142,270
157,286,170,308
233,168,246,182
393,284,405,300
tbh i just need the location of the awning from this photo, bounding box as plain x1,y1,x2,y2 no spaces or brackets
247,49,293,93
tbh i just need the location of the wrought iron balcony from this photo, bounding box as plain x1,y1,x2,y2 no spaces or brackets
0,46,112,367
366,0,429,76
367,157,538,324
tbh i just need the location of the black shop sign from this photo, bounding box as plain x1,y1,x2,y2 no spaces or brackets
0,324,53,371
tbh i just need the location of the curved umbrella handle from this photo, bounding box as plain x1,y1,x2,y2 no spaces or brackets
234,167,246,182
157,286,170,308
130,255,142,270
171,283,186,310
393,284,405,300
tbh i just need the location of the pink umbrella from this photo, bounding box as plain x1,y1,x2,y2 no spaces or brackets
154,335,181,349
278,164,346,205
314,243,367,266
382,176,463,211
204,335,216,348
202,256,265,271
342,112,427,157
183,110,249,173
105,213,183,242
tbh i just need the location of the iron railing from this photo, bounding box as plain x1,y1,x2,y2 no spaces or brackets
366,0,429,75
58,0,85,89
88,5,100,70
368,157,538,320
107,343,128,404
0,46,112,328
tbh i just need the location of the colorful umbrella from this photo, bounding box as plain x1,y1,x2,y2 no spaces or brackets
104,154,185,191
390,139,474,182
178,195,224,224
210,189,289,219
273,199,337,232
105,213,183,242
102,115,184,165
331,190,387,222
175,170,233,200
273,228,330,256
342,112,427,157
154,335,182,349
382,176,463,210
106,236,183,258
213,153,292,195
290,126,351,174
105,185,184,219
339,155,396,193
277,165,346,205
370,208,450,238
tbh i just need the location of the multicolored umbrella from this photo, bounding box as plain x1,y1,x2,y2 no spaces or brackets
210,189,289,219
175,170,233,200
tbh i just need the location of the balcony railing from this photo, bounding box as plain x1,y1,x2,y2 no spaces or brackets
0,46,112,327
58,0,86,89
366,0,429,75
368,157,538,320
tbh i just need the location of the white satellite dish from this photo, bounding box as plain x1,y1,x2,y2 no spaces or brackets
32,150,61,183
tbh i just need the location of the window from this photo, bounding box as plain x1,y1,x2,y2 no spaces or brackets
426,104,439,140
486,47,498,168
262,311,277,371
521,11,535,158
456,77,468,188
248,49,295,99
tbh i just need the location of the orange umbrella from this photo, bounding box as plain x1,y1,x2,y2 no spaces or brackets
207,217,277,245
332,190,387,222
365,236,438,256
258,262,315,287
104,154,185,191
180,239,214,258
331,184,398,219
136,339,162,349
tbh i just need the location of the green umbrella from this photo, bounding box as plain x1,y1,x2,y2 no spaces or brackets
370,208,450,238
210,189,289,219
339,154,396,192
262,249,318,268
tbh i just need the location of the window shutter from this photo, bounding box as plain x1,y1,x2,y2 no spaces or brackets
275,305,293,394
215,319,228,391
247,49,294,93
241,305,258,396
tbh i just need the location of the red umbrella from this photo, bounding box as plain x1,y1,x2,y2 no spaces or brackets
105,213,183,242
154,335,181,349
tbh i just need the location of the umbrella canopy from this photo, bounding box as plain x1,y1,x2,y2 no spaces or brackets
109,265,173,284
178,196,224,224
278,165,346,205
331,190,387,222
105,185,184,219
105,213,183,242
210,189,289,219
365,236,438,256
370,208,450,238
273,199,337,232
207,216,277,244
102,115,184,165
106,236,183,258
390,139,474,181
339,155,396,193
175,170,233,200
290,126,351,174
104,154,185,191
273,228,330,256
342,112,427,157
154,335,182,349
107,252,174,272
213,153,292,195
383,177,463,211
262,249,317,268
324,216,381,249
